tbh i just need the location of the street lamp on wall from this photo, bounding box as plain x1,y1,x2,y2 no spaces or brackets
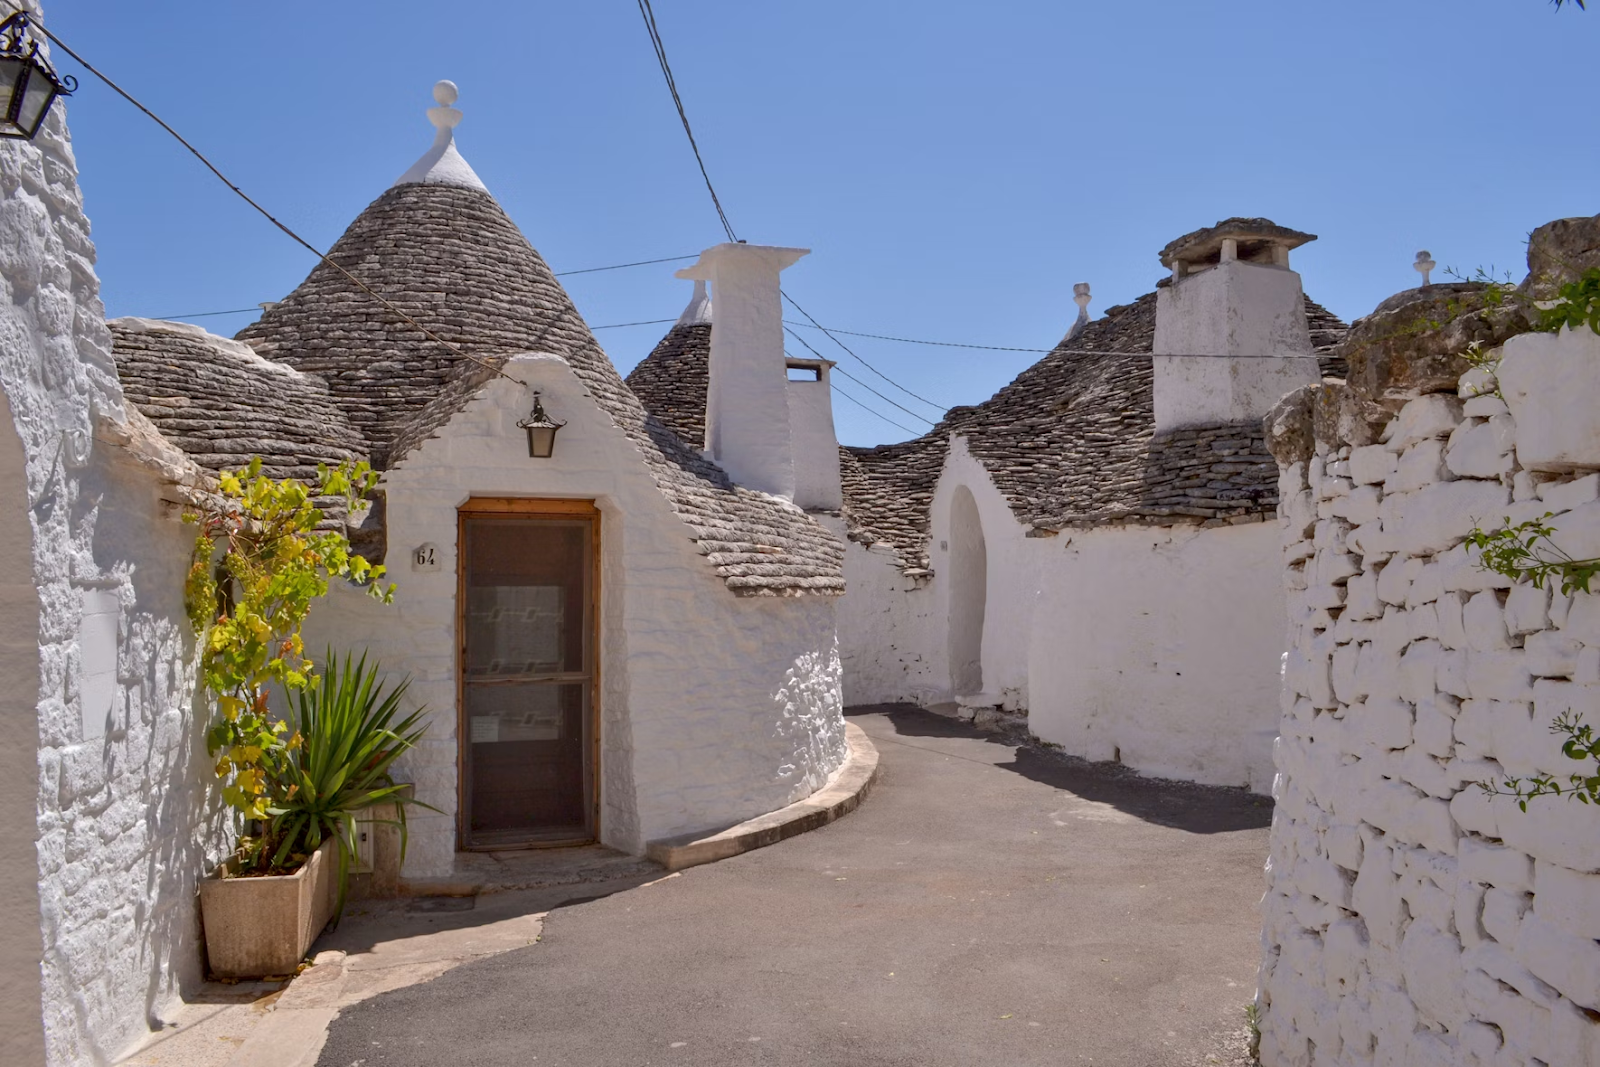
517,392,564,459
0,13,74,141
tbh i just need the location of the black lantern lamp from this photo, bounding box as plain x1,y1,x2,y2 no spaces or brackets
0,13,73,141
516,391,564,458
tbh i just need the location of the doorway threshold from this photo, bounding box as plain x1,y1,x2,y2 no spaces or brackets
401,844,663,898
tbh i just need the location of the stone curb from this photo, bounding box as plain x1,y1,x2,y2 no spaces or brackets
645,721,880,873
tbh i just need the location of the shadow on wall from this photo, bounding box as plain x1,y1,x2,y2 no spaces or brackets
850,704,1273,835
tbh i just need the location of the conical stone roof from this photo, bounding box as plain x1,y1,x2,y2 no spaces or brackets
232,134,841,596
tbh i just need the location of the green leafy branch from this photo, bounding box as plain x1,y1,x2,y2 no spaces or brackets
1475,711,1600,811
184,459,394,823
1466,513,1600,595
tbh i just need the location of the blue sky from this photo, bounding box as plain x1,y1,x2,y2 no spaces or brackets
54,1,1598,446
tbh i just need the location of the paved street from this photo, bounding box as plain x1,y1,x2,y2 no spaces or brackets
317,707,1273,1067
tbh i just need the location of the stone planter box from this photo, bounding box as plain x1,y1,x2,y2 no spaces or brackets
199,838,338,979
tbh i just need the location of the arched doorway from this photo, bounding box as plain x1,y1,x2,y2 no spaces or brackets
947,485,987,697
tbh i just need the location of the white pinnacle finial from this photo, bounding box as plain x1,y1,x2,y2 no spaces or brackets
677,279,713,325
428,80,463,132
1067,282,1092,342
393,78,486,190
1414,250,1436,287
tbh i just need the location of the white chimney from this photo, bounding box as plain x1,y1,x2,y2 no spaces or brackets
676,243,809,498
784,356,843,511
1151,218,1321,434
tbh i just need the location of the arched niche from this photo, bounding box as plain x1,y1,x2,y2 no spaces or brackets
947,484,987,697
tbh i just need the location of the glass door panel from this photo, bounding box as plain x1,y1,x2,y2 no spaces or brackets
461,514,594,848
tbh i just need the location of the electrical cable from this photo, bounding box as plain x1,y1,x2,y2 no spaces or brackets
780,291,948,414
555,254,698,277
634,0,736,243
33,18,522,384
784,326,936,426
781,319,1051,354
590,318,676,331
829,382,918,436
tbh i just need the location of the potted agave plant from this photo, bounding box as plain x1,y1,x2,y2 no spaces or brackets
186,460,429,978
200,652,430,978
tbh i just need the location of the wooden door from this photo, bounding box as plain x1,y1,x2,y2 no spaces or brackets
458,500,598,849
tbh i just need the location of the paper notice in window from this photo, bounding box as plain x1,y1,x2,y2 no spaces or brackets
469,716,500,744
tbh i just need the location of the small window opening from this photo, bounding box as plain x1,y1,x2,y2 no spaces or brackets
786,363,821,382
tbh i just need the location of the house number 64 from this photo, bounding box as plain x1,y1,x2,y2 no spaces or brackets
412,543,441,572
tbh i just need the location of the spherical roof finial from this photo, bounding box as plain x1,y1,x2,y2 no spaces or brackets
427,80,463,132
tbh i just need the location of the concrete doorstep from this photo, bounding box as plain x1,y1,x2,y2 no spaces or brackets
645,721,881,872
113,725,880,1067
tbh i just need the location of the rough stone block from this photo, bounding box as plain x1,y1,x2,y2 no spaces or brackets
1534,860,1600,940
1414,698,1455,758
1346,570,1381,621
1445,417,1515,479
1549,993,1600,1067
1559,591,1600,644
1350,443,1396,486
1504,585,1551,637
1376,557,1420,607
1482,886,1532,945
1387,394,1467,450
1523,630,1581,679
1399,920,1467,1030
1548,501,1600,563
1388,438,1450,493
1501,326,1600,473
1465,649,1533,702
1437,591,1467,650
1438,647,1471,699
1515,911,1600,1009
1326,823,1364,871
1407,602,1440,641
1383,480,1511,557
1538,472,1600,513
1463,590,1511,652
1398,639,1439,705
1460,837,1535,892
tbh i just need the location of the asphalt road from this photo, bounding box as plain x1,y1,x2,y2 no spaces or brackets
317,707,1273,1067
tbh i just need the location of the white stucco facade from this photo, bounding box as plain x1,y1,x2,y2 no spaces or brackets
0,48,226,1067
303,355,848,872
836,431,1284,791
1026,521,1284,792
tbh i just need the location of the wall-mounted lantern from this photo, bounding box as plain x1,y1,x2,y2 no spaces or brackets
0,13,74,141
516,392,564,458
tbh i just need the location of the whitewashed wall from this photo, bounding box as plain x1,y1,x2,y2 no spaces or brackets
0,35,225,1067
1027,521,1284,792
1259,327,1600,1066
304,354,847,871
834,529,946,707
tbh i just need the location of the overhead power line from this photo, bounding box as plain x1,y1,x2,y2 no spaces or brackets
785,327,935,426
828,381,918,436
555,254,698,277
634,0,736,243
782,319,1051,354
781,291,948,414
35,19,521,384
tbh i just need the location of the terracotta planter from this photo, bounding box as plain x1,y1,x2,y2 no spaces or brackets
199,838,339,979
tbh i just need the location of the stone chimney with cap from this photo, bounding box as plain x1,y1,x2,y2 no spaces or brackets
676,243,810,499
1151,217,1321,433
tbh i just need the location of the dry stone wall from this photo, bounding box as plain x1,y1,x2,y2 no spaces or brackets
1259,318,1600,1066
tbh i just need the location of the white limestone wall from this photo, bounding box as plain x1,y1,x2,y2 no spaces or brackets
304,355,847,871
1027,521,1284,792
834,531,946,707
0,40,225,1067
1259,328,1600,1066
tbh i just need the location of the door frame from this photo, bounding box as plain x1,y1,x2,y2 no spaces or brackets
455,497,602,850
